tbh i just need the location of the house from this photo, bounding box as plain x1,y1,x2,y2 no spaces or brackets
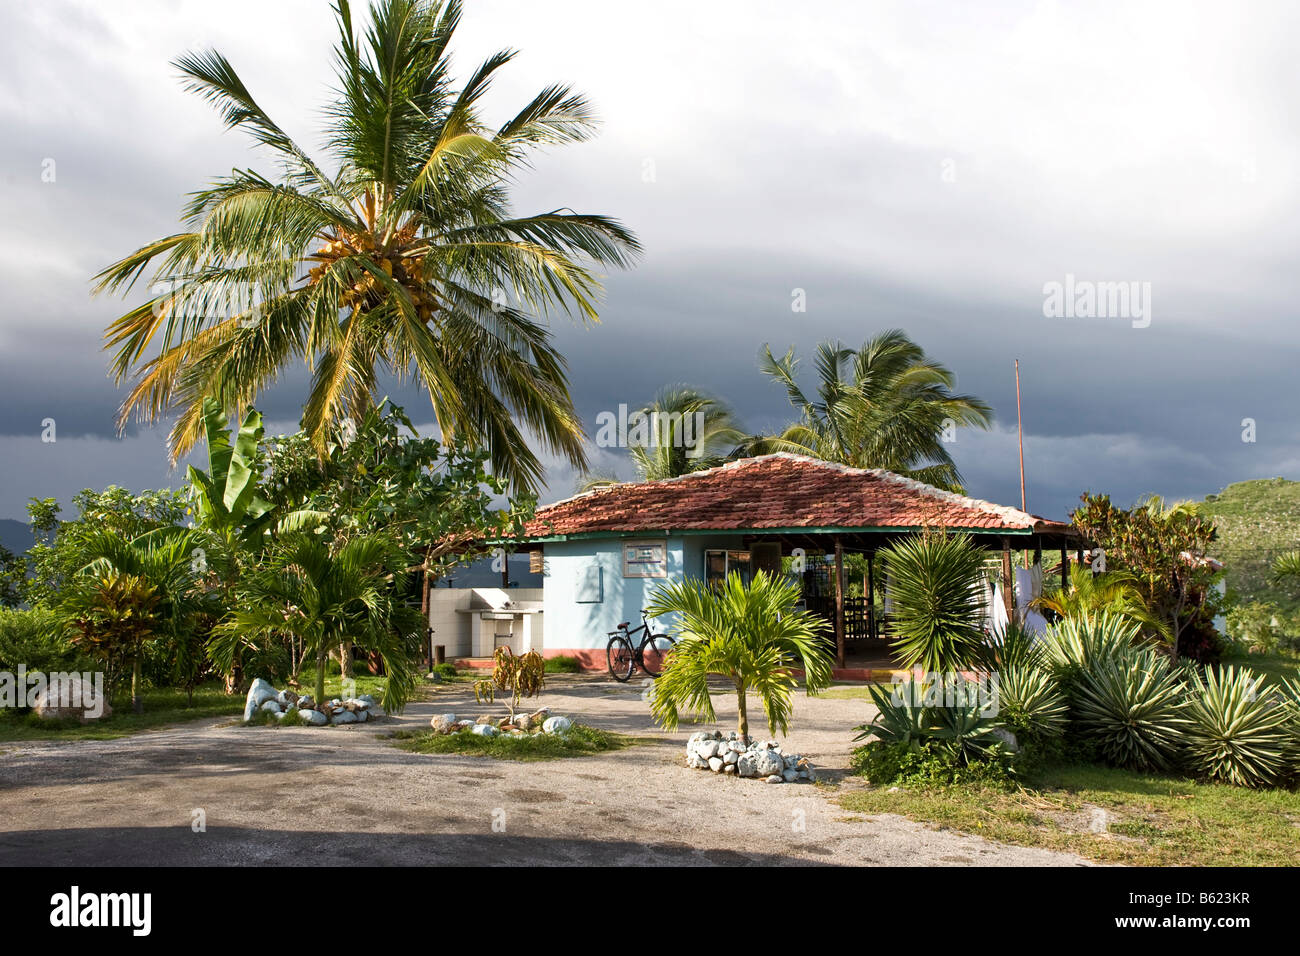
430,453,1082,672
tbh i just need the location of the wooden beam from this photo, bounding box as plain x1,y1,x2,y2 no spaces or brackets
834,536,846,668
866,551,877,641
1001,536,1015,623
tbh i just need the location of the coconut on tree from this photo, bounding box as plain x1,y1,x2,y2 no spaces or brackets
94,0,638,493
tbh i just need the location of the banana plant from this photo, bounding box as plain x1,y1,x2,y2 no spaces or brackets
187,397,275,545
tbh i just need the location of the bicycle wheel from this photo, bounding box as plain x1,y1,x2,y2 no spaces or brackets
606,635,635,682
639,633,676,678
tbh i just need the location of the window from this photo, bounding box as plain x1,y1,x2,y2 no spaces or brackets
705,549,752,587
622,540,667,578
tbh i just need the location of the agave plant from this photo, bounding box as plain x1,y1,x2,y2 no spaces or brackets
1040,611,1143,685
995,664,1068,740
1182,667,1292,788
1071,646,1187,771
881,531,989,672
856,679,1008,763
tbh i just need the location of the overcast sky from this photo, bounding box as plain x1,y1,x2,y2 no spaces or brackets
2,0,1298,527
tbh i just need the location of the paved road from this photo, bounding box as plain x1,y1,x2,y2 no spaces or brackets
0,676,1091,866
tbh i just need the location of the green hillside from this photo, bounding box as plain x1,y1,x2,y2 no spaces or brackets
1202,477,1300,613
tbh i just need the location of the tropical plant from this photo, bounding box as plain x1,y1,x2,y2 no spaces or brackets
1071,492,1222,661
473,646,546,721
645,569,832,743
854,679,1009,765
0,608,81,673
213,533,421,711
61,572,160,714
747,330,992,491
93,0,639,492
994,665,1068,741
1032,569,1171,642
882,531,988,672
1071,646,1187,771
1039,611,1144,686
1182,666,1292,788
187,397,279,545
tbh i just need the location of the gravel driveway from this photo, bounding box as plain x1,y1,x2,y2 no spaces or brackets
0,675,1090,866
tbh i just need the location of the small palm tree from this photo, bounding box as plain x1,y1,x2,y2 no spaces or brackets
94,0,638,492
62,572,161,715
627,385,746,480
213,533,421,711
1032,568,1171,642
645,570,832,743
748,330,992,491
1272,551,1300,583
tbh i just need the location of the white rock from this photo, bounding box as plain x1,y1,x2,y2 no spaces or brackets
722,763,736,774
764,774,784,784
722,749,738,766
753,749,784,777
243,678,278,722
736,752,761,778
782,768,799,783
708,756,724,772
542,715,572,735
470,723,499,737
686,753,708,769
260,699,282,714
32,677,112,722
697,740,720,759
299,709,327,726
331,710,358,724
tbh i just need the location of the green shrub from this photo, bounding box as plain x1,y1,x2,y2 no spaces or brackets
1182,666,1292,788
850,739,1015,788
0,608,84,673
881,532,988,672
432,661,459,680
1072,646,1187,771
543,655,582,674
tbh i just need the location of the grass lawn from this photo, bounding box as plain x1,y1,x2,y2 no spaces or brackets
0,681,242,743
389,723,647,761
1221,649,1299,688
836,762,1300,866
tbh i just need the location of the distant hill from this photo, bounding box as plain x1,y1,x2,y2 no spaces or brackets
1202,477,1300,612
0,518,34,558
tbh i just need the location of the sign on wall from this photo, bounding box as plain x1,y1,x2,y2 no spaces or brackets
622,539,668,578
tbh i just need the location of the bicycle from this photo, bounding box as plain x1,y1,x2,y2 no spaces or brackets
606,609,676,682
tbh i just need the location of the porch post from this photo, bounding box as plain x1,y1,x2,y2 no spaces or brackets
866,551,877,641
1000,537,1015,624
1060,546,1069,590
834,536,846,668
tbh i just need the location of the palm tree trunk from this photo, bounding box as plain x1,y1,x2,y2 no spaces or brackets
735,679,749,744
131,658,143,715
315,645,327,704
340,639,353,679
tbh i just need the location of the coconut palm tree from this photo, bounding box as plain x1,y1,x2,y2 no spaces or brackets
94,0,639,492
645,570,832,743
578,385,747,489
212,533,422,711
748,330,992,492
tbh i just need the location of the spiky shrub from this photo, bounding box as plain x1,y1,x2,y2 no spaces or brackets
855,679,1008,764
995,665,1068,741
1182,667,1292,788
1040,611,1143,687
1071,646,1186,771
1283,678,1300,780
882,531,988,672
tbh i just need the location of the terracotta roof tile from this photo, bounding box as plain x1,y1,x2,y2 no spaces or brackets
522,454,1073,538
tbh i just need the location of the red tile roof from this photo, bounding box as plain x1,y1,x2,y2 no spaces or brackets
523,454,1074,539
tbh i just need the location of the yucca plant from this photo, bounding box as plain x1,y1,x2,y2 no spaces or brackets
855,680,931,749
1072,647,1187,771
1182,667,1292,788
881,531,988,672
645,570,832,743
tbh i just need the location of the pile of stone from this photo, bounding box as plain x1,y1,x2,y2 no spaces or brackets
242,678,384,726
428,707,573,739
685,731,815,783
